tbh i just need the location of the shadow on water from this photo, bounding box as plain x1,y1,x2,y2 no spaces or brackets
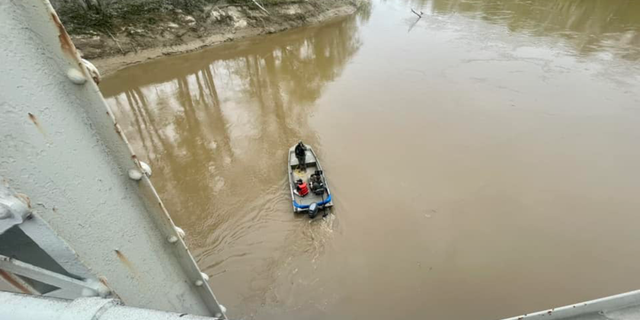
100,11,368,318
404,0,640,60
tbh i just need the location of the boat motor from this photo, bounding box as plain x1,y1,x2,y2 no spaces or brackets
308,202,319,218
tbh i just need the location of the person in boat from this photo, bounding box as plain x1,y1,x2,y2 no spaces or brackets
294,141,307,171
294,179,309,197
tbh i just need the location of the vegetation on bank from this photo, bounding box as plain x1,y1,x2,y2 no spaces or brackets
51,0,366,61
54,0,345,35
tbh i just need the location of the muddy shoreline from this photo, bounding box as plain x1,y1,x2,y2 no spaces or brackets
63,0,367,76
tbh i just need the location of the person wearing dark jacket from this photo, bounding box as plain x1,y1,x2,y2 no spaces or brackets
295,141,307,171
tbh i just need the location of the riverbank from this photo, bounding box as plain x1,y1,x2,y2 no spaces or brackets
57,0,367,75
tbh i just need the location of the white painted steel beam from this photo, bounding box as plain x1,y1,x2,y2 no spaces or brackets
502,290,640,320
0,182,31,235
0,0,225,317
0,291,218,320
0,255,107,298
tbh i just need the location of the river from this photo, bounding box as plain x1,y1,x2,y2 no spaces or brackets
99,0,640,319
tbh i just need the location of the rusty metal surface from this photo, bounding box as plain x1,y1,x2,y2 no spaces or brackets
0,270,36,295
0,0,224,317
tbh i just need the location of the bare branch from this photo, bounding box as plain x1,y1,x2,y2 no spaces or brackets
105,30,125,55
411,8,423,18
252,0,269,14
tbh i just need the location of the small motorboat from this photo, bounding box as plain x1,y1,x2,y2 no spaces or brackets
288,142,333,218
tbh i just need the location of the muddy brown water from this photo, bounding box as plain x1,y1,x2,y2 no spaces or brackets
100,0,640,319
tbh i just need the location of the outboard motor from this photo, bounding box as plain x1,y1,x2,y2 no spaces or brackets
308,203,319,218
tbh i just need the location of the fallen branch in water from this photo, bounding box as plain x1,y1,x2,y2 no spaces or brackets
411,8,424,18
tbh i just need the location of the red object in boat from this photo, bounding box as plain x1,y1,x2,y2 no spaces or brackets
296,181,309,196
